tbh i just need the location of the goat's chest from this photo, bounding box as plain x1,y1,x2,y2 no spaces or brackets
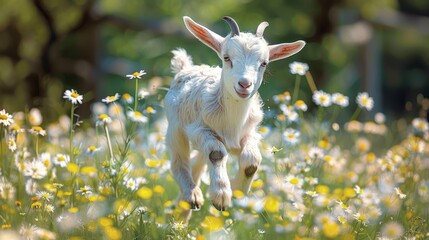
205,104,250,150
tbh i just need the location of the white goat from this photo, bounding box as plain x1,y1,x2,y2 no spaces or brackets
165,16,305,219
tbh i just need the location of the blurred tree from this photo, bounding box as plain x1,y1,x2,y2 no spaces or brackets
0,0,428,121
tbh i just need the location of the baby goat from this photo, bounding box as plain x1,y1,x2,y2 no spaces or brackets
165,16,305,219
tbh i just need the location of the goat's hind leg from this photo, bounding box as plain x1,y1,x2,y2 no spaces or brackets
167,127,204,210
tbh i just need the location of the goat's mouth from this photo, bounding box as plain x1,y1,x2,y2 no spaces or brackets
234,88,251,99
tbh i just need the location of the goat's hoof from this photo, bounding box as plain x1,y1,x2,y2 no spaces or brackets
184,187,204,211
212,203,227,211
244,165,258,178
209,150,224,163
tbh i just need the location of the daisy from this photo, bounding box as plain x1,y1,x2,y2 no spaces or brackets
126,70,146,79
0,109,14,126
39,152,52,169
86,145,101,156
8,137,17,152
124,177,138,191
380,221,404,240
96,113,112,126
308,147,324,159
102,93,120,104
127,111,148,123
53,153,70,168
283,128,300,146
411,118,428,133
394,187,406,199
36,191,54,202
312,90,332,107
294,100,308,111
77,185,92,197
144,106,157,114
375,112,386,124
29,126,47,136
289,62,309,76
356,92,374,111
138,89,150,100
63,89,83,104
45,204,55,213
122,93,134,104
331,93,349,107
28,108,43,126
23,160,48,179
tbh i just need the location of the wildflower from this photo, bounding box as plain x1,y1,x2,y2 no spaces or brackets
412,118,428,134
289,61,309,76
63,89,83,104
345,120,362,133
137,187,153,200
29,126,46,136
258,126,271,137
124,178,138,191
36,191,54,202
294,100,308,111
308,147,324,159
126,70,146,79
127,110,148,123
273,92,291,103
394,187,406,199
280,105,299,123
77,185,93,197
53,153,70,168
19,224,38,239
380,221,404,240
138,88,150,99
144,106,157,114
355,137,371,152
27,108,43,126
8,137,17,152
285,174,304,188
23,160,48,179
356,92,374,111
269,146,282,154
96,113,112,126
122,93,133,104
86,145,101,156
305,191,319,197
172,221,187,231
45,204,55,213
38,152,52,169
283,128,300,146
375,112,386,124
0,109,14,126
332,93,349,107
322,221,340,238
102,93,120,104
108,104,124,119
313,90,332,107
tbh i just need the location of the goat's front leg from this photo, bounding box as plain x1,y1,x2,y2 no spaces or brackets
231,134,262,193
188,126,232,211
167,127,204,211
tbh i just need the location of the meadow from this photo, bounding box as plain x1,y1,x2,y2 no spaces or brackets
0,64,428,240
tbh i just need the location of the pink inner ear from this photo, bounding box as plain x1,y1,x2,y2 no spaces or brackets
270,44,302,60
188,23,219,52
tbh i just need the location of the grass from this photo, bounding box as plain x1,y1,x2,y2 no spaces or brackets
0,68,428,240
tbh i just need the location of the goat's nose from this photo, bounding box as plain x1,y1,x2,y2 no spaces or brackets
238,80,252,89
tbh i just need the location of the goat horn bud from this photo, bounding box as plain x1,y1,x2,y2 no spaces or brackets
256,21,269,37
223,16,240,36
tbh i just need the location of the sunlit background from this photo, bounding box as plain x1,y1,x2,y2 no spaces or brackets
1,0,428,121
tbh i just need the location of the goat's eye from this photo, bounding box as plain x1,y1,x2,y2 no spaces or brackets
260,61,267,68
223,56,230,62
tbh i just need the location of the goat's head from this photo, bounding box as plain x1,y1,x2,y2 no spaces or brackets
183,16,305,100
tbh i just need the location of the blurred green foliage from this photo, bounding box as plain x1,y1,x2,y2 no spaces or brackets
1,0,428,121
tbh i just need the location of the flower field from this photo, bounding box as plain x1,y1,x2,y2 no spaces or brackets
0,65,428,240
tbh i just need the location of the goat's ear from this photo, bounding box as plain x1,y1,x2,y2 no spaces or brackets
183,16,224,55
269,40,306,62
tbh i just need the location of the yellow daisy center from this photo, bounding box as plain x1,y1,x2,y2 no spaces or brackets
58,156,65,162
133,72,139,77
98,114,109,121
0,114,8,120
146,106,155,113
71,91,79,99
32,126,43,132
89,146,97,152
108,96,116,101
289,177,300,185
134,111,143,117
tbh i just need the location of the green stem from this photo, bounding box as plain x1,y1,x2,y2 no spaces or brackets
292,75,301,103
305,71,317,93
350,107,362,121
35,136,39,158
104,124,114,160
330,106,339,124
69,105,74,163
134,78,139,111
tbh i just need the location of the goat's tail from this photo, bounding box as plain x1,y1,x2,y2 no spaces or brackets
171,48,193,74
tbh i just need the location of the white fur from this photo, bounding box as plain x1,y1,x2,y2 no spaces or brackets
165,16,305,221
